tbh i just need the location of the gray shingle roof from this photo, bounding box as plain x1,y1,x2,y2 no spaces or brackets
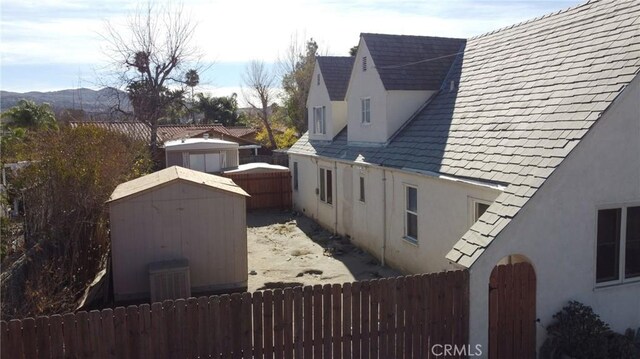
317,56,355,101
289,0,640,268
362,33,466,91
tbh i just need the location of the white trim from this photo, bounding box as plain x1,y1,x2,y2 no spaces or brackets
594,201,640,288
468,197,492,227
361,97,371,124
404,184,418,244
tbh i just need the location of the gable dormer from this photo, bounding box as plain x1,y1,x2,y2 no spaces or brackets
346,33,466,144
307,56,354,141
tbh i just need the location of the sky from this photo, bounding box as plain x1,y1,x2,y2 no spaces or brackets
1,0,584,102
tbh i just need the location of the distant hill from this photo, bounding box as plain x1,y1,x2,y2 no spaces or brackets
0,88,130,116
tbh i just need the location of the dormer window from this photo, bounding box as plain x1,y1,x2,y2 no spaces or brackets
361,98,371,124
317,74,320,86
362,56,367,71
313,106,326,134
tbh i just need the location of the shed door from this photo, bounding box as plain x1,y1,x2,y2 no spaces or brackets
189,153,221,173
489,262,536,359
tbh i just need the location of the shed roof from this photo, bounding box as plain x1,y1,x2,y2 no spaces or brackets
361,33,466,91
317,56,355,101
164,137,239,151
108,166,249,203
290,0,640,268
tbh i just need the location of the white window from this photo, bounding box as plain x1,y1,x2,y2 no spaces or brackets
596,205,640,284
293,162,299,191
361,98,371,124
362,56,367,71
313,106,326,134
405,186,418,243
359,176,365,202
319,168,333,205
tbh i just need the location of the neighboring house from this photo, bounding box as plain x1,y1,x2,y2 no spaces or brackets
165,137,240,173
289,0,640,354
69,121,264,160
108,166,250,302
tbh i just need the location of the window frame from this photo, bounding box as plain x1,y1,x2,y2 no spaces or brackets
404,185,418,244
359,176,365,203
595,203,640,287
313,106,326,135
319,167,333,205
361,98,371,124
469,198,492,226
293,162,299,191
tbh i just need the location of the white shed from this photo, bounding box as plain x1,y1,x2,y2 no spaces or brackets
108,166,250,302
165,137,240,173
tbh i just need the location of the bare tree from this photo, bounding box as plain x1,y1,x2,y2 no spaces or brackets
242,61,278,149
102,3,200,152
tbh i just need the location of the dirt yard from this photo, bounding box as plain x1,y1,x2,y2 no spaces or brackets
247,210,400,292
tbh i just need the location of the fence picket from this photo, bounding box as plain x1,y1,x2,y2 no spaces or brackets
209,296,221,358
312,285,323,359
88,311,104,359
241,292,253,359
22,318,36,359
342,282,352,359
283,288,294,359
63,312,78,359
252,292,264,359
0,321,8,359
322,284,332,359
230,293,243,359
351,281,362,359
360,280,370,359
263,291,274,358
8,319,23,359
219,295,232,358
150,303,166,359
302,286,313,359
273,289,285,359
293,287,303,359
49,315,64,359
197,297,209,358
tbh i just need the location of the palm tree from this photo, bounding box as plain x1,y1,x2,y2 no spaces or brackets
185,69,199,123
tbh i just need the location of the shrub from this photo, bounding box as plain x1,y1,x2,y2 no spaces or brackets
1,125,152,318
544,301,640,359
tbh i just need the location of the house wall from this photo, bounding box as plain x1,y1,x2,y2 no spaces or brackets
165,148,239,171
290,152,502,274
386,90,433,138
109,181,247,301
346,40,388,144
468,75,640,354
350,166,501,274
346,40,432,144
307,63,348,140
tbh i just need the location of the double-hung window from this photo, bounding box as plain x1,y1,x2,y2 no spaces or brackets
405,186,418,243
319,168,333,205
313,106,326,134
361,98,370,124
596,205,640,284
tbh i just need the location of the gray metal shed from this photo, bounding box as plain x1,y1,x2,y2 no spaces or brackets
108,166,250,302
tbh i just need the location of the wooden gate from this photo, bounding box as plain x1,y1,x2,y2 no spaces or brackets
223,172,292,210
488,262,536,359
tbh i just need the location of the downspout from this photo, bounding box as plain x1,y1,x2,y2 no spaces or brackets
334,161,338,234
381,169,387,266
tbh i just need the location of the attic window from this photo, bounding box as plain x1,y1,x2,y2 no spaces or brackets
317,74,320,86
362,56,367,71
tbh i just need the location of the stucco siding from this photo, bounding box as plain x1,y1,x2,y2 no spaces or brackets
346,40,388,144
468,75,640,354
110,181,247,301
307,63,334,141
386,90,433,139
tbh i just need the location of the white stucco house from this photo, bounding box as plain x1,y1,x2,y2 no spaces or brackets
289,0,639,355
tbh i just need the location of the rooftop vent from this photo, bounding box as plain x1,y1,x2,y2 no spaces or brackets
203,133,209,140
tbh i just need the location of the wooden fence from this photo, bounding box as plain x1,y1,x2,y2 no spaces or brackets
224,172,292,210
1,271,469,359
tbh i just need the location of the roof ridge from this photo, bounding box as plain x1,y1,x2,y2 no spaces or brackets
361,32,465,41
469,0,595,41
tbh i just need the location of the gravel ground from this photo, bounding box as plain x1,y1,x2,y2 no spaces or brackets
246,210,400,292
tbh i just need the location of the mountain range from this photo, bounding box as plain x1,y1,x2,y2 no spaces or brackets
0,88,129,115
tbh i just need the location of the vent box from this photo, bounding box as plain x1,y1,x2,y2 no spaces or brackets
148,259,191,303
